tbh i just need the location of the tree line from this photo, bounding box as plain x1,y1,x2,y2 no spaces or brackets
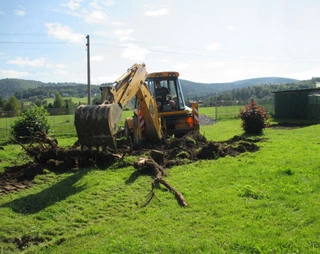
0,78,103,98
13,84,101,100
191,78,320,106
0,91,99,117
0,84,103,116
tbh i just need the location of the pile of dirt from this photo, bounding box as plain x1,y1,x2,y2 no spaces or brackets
159,132,261,167
0,163,40,195
199,115,216,125
0,148,121,195
0,132,264,195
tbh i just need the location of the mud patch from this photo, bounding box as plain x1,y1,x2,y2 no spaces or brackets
0,132,264,195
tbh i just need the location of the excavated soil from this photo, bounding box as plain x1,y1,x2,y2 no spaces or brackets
0,131,264,196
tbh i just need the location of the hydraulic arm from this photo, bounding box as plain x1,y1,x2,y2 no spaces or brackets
74,63,162,150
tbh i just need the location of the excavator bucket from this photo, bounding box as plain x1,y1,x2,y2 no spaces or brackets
75,103,122,151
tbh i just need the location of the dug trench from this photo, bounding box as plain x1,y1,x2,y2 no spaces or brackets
0,131,264,200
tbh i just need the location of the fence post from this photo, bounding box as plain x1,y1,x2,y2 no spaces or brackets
215,104,218,121
6,117,8,137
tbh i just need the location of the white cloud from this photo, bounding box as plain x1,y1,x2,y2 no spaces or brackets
173,63,191,70
89,1,98,9
115,29,134,42
206,62,224,68
160,58,170,63
151,45,168,50
223,68,245,81
0,69,30,79
112,21,126,26
226,25,235,31
94,30,109,38
7,57,47,68
54,69,69,75
102,0,115,7
83,10,109,24
284,67,320,80
61,0,111,25
91,55,105,61
14,9,25,16
121,43,149,61
93,73,119,83
206,43,221,50
56,64,67,69
144,9,168,16
63,0,83,10
45,23,83,43
90,0,115,8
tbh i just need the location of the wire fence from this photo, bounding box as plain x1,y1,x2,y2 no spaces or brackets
200,101,274,121
0,103,274,143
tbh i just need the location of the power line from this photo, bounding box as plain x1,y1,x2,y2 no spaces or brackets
0,41,75,45
1,37,320,65
93,43,320,64
0,32,47,36
1,32,319,62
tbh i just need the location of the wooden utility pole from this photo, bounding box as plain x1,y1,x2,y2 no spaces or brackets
86,35,91,105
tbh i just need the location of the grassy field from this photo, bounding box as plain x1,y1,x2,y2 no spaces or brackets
0,110,320,253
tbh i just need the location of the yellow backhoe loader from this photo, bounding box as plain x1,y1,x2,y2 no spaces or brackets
74,63,199,151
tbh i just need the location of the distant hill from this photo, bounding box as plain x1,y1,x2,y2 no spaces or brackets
0,79,99,98
199,78,319,106
0,77,299,99
180,77,299,98
0,79,45,98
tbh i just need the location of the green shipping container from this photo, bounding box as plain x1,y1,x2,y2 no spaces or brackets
273,88,320,119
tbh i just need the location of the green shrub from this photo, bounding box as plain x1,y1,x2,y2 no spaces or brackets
239,100,269,134
11,106,51,142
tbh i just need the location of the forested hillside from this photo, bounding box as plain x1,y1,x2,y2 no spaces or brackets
180,77,298,99
13,84,101,100
0,77,298,100
0,79,101,99
0,79,45,98
199,77,320,106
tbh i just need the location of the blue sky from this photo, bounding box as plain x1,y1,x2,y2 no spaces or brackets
0,0,319,84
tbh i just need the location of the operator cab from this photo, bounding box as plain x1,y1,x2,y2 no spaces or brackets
146,72,188,112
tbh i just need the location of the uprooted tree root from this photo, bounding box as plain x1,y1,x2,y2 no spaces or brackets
1,131,265,207
134,157,188,207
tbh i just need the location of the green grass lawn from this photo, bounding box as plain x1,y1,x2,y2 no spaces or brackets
1,116,320,253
